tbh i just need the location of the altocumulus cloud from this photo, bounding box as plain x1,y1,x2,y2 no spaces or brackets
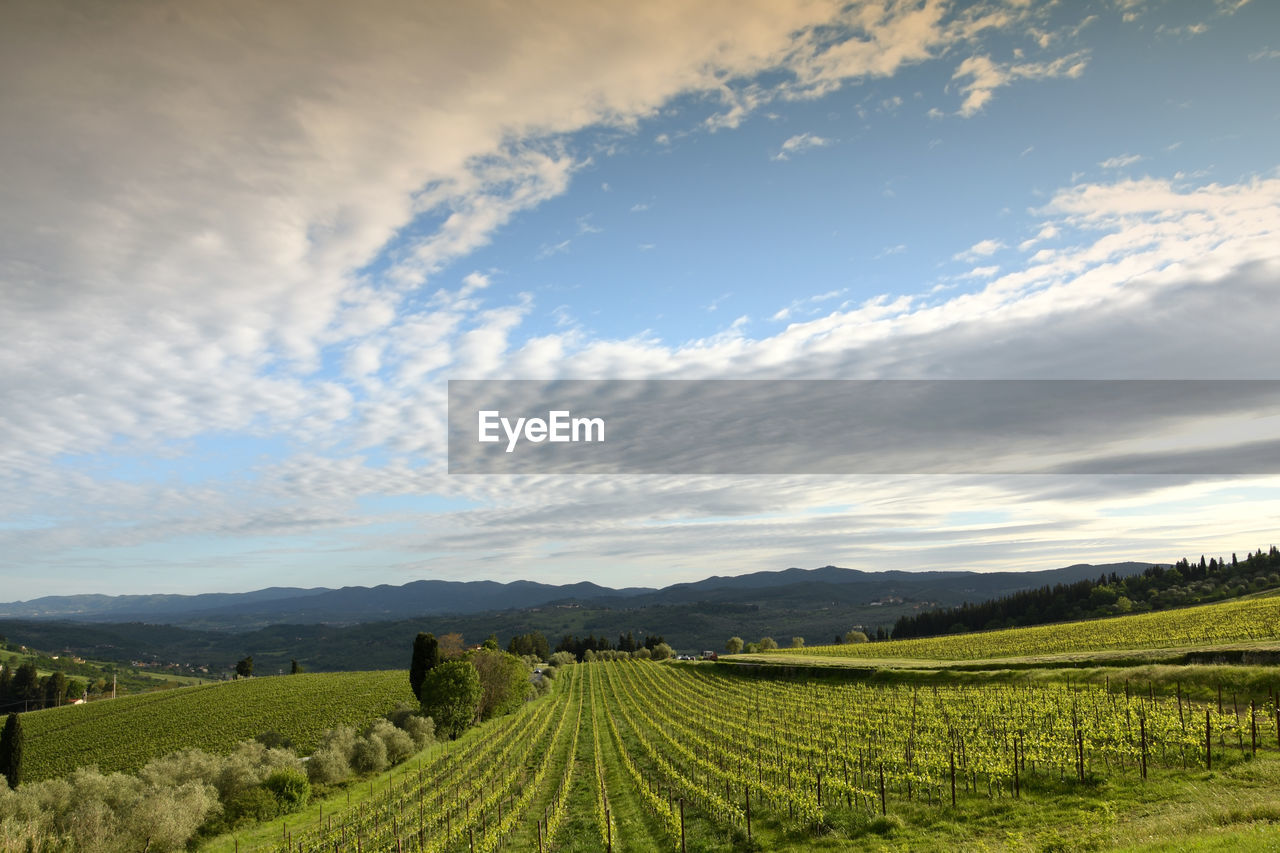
1,0,1278,593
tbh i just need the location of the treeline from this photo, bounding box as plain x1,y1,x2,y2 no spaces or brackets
409,632,543,741
0,662,85,713
552,631,665,660
892,546,1280,640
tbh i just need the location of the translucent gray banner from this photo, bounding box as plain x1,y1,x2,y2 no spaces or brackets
447,380,1280,474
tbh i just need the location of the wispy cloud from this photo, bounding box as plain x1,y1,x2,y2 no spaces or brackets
954,239,1006,261
951,51,1089,116
536,239,572,259
771,289,848,322
1100,153,1144,169
772,132,832,160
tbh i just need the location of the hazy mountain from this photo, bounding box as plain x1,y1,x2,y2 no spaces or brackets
0,579,655,628
0,562,1153,630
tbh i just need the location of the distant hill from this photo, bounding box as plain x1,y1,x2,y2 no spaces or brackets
0,563,1153,629
0,578,655,628
609,563,1155,610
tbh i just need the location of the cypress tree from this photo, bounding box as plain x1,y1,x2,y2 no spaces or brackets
0,713,22,788
409,632,439,699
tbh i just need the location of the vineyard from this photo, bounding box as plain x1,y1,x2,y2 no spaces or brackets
223,659,1280,852
761,592,1280,662
22,671,415,781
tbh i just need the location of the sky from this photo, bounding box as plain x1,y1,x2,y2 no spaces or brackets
2,0,1279,600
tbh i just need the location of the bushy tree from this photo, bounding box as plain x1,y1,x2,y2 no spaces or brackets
368,718,415,764
40,672,68,708
10,663,39,707
651,642,674,660
468,649,532,720
138,747,223,790
725,636,744,654
419,660,482,739
843,630,868,644
214,741,300,800
758,637,778,651
350,736,388,774
306,745,351,785
223,784,279,824
548,651,576,667
400,714,435,749
438,632,465,659
235,656,253,678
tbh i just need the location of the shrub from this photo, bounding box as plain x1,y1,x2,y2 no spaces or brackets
400,715,435,749
306,746,351,785
369,719,415,765
318,726,358,762
224,784,279,824
138,748,222,790
350,736,387,775
263,768,310,814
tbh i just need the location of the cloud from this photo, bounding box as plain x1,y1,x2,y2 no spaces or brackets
954,238,1006,261
1100,153,1144,169
3,1,1276,594
1018,224,1060,251
771,289,848,321
772,132,832,160
951,51,1089,116
536,239,572,259
3,0,1096,487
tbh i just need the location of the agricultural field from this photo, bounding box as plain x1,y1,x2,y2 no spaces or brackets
0,645,214,706
21,670,415,781
756,592,1280,664
207,658,1280,852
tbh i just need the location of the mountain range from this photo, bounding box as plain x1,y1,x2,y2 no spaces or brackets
0,562,1154,631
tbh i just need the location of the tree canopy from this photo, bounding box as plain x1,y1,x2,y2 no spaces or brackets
418,660,482,739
